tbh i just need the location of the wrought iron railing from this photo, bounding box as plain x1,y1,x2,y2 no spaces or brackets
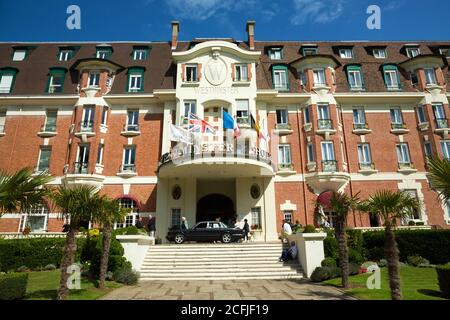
435,118,449,129
322,160,337,172
79,120,94,133
318,119,333,130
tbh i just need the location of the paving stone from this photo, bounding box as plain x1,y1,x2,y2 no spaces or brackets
213,290,242,300
260,293,291,300
239,286,268,296
198,285,225,293
181,293,211,300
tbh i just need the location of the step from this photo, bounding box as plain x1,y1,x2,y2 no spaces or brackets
142,260,299,266
139,275,304,281
139,270,301,276
150,244,286,249
140,266,302,272
147,247,284,252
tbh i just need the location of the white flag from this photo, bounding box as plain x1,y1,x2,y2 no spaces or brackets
170,124,193,145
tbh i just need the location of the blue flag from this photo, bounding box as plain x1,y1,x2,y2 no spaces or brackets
223,110,235,129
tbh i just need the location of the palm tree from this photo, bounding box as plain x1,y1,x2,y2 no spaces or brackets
359,190,420,300
328,191,360,289
93,198,128,289
51,185,106,300
0,168,52,215
427,156,450,202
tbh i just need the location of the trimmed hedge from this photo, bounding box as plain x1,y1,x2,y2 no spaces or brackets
436,264,450,298
0,273,28,300
0,238,85,272
363,230,450,264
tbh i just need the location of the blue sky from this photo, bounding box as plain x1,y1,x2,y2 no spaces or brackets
0,0,449,42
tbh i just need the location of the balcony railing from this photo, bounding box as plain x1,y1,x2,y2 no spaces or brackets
391,123,407,130
73,162,89,174
79,121,94,133
236,117,250,125
41,124,56,133
124,124,140,132
278,163,294,171
398,162,415,170
322,160,337,172
119,164,136,173
318,119,333,130
276,123,292,130
359,162,376,171
435,118,449,129
353,123,369,130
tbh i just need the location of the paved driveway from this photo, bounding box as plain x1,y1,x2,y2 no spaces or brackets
100,279,355,300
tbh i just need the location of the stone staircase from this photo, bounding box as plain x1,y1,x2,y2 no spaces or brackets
139,242,304,281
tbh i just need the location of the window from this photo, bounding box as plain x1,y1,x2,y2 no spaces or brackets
278,144,291,165
299,71,307,86
424,142,433,157
283,211,293,224
390,107,404,126
236,100,250,125
313,69,326,86
441,141,450,160
339,48,353,59
76,144,90,174
96,48,112,59
321,142,336,172
58,49,74,61
410,72,419,86
37,147,51,172
318,104,332,130
303,107,311,124
302,47,317,56
234,64,248,82
403,190,421,221
81,106,95,132
133,48,149,61
251,207,261,228
417,105,427,124
96,143,104,165
88,72,100,87
186,64,198,82
406,47,420,58
357,143,372,165
307,143,314,163
272,66,289,90
440,48,450,58
0,68,18,93
13,49,27,61
383,65,401,90
373,48,387,59
44,110,57,132
101,107,108,126
276,109,288,125
127,67,144,92
126,110,139,131
347,66,364,90
183,100,197,122
46,68,66,93
122,145,136,172
269,47,283,60
116,198,139,229
170,208,181,228
396,143,411,165
424,68,437,85
433,104,447,130
353,107,366,128
0,110,6,133
19,204,49,233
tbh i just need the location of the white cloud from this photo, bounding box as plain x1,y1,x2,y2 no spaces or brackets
385,0,405,11
165,0,236,21
290,0,345,25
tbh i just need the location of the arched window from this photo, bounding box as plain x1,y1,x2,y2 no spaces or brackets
19,203,50,233
115,197,140,229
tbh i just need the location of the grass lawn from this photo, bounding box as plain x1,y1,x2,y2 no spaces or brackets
324,266,448,300
25,270,122,300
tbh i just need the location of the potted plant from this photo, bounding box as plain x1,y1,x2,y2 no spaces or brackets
22,224,31,235
250,224,263,241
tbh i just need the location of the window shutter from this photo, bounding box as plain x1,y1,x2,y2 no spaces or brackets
231,63,235,81
247,64,252,81
197,64,202,81
181,64,186,81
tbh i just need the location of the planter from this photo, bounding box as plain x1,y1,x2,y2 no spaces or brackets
287,233,327,278
250,230,264,241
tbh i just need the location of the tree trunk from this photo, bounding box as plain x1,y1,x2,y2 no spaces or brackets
99,223,112,289
335,223,349,288
57,226,78,300
385,223,402,300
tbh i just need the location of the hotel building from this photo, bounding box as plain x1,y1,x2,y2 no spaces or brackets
1,21,450,241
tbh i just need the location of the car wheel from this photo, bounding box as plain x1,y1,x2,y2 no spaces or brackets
221,233,232,243
174,233,185,244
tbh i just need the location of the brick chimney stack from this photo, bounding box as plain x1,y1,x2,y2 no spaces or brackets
246,21,255,50
171,21,180,50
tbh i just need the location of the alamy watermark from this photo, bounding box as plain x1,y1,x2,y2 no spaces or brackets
66,5,81,30
367,5,382,30
366,264,381,290
66,264,81,290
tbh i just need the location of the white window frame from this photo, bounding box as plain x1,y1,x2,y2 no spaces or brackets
0,110,6,133
37,147,51,173
390,107,404,125
115,198,140,229
0,74,14,93
321,142,335,161
126,109,139,130
170,208,181,228
373,49,387,59
357,143,372,165
76,144,90,169
128,73,143,92
406,47,420,58
396,143,411,165
339,48,353,59
251,207,261,227
82,106,95,129
123,145,136,167
185,64,198,82
273,69,288,90
48,74,63,93
236,100,250,124
417,105,427,124
88,71,100,87
19,205,49,233
101,107,108,126
307,143,314,163
278,144,291,165
276,109,289,125
385,69,400,89
433,104,446,120
313,69,326,86
235,64,248,82
439,48,450,58
96,50,109,59
353,107,366,125
317,104,330,120
96,143,104,166
283,210,293,224
184,100,197,118
441,140,450,160
13,50,26,61
133,49,147,61
58,50,72,61
348,70,363,89
303,107,311,124
269,48,283,60
43,109,57,132
424,68,437,85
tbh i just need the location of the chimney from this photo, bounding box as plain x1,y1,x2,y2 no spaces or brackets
171,21,180,50
246,21,255,50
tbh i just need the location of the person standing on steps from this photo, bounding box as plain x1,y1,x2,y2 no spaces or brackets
181,216,189,230
243,219,250,243
281,219,292,243
147,215,156,237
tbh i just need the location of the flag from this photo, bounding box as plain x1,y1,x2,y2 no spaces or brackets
169,124,193,145
223,110,241,138
188,113,216,134
251,114,268,141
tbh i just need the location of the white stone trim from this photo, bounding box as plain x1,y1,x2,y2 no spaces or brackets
280,200,297,211
398,180,428,225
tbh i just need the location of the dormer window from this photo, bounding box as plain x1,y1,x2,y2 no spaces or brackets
88,71,100,87
382,65,401,90
186,64,198,82
46,68,67,93
346,65,365,91
339,48,353,59
439,48,450,58
0,68,18,93
269,47,283,60
133,47,149,61
58,48,74,61
313,69,326,86
373,48,387,59
13,49,27,61
302,47,317,56
96,47,112,59
406,47,420,58
424,68,437,86
127,67,145,93
272,65,289,91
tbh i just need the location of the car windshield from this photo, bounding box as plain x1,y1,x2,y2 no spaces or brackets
195,222,208,229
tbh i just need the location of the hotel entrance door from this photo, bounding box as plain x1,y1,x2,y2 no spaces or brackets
196,194,235,226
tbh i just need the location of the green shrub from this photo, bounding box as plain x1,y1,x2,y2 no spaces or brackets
113,266,139,285
349,263,360,275
378,259,387,267
346,229,364,252
302,225,316,233
408,221,416,226
327,266,342,279
407,255,430,267
324,237,339,260
363,230,450,264
0,273,28,300
16,266,29,273
112,226,144,236
44,264,56,271
321,258,337,268
310,267,332,282
348,248,364,264
436,264,450,298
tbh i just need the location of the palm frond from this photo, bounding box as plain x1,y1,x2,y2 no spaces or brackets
427,156,450,202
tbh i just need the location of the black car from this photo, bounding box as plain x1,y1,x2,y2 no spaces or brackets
167,221,245,244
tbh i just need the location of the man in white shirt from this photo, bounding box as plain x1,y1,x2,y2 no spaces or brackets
283,220,293,235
